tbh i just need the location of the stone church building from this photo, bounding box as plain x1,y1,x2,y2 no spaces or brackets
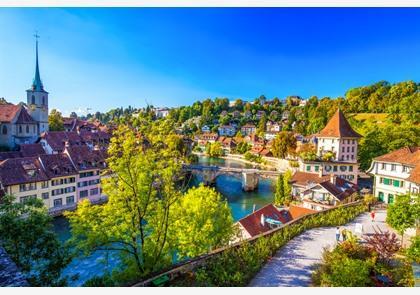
0,39,49,150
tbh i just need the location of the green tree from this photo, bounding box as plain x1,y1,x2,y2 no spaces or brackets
257,113,267,136
406,235,420,263
283,170,292,202
171,185,235,259
271,131,297,159
274,174,285,206
67,125,185,281
205,142,224,158
0,195,70,286
386,194,419,244
48,109,64,131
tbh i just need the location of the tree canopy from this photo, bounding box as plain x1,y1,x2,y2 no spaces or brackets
0,195,70,286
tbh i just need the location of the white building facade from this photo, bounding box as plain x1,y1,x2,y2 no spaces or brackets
367,147,419,204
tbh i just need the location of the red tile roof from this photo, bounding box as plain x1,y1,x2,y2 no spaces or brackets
15,108,36,124
407,165,420,184
0,104,21,123
39,154,77,178
290,171,330,187
373,146,420,184
65,146,106,171
41,131,83,152
374,146,419,166
0,157,49,186
20,144,45,157
0,151,22,161
238,204,292,237
318,109,361,138
288,205,316,219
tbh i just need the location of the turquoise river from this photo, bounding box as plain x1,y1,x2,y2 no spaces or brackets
53,156,275,286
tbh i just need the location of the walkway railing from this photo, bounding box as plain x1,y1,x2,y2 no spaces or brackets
48,196,108,217
131,200,365,287
183,164,282,175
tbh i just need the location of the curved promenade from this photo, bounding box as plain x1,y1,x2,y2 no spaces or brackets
249,210,393,287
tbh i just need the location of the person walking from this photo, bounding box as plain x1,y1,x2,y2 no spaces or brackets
335,227,341,243
370,210,376,222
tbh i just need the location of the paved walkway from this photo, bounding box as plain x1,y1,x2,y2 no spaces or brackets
250,210,394,287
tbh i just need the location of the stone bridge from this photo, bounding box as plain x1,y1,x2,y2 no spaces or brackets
183,164,283,191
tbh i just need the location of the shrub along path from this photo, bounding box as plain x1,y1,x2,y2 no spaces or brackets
249,210,394,287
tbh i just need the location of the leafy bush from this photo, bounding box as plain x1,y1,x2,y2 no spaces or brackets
288,160,299,168
244,151,263,163
365,228,401,262
172,202,367,286
312,232,414,287
405,235,420,263
234,142,251,155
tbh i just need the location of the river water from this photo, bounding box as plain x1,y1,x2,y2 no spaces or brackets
53,156,275,286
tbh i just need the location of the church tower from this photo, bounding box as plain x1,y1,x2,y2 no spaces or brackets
27,34,49,134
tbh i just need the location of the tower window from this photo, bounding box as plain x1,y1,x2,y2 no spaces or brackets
42,96,45,105
26,125,29,133
31,95,35,105
2,125,7,135
19,126,22,133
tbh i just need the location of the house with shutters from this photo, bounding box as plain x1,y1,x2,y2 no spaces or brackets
367,146,419,204
298,109,361,184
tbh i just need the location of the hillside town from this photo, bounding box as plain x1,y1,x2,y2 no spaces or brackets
0,38,419,288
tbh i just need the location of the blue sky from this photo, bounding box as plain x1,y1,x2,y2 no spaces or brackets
0,8,419,116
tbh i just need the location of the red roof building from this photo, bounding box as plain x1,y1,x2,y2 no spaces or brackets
236,204,292,240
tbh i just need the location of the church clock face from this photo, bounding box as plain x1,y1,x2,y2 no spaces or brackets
30,104,36,111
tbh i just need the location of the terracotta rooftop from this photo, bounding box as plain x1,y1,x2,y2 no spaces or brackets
20,144,45,157
373,147,420,184
288,205,316,219
41,131,83,151
39,154,77,178
374,146,420,166
0,157,49,186
407,164,420,184
238,204,292,238
65,146,106,171
0,104,21,123
15,107,35,124
290,171,330,187
0,151,22,161
318,109,362,138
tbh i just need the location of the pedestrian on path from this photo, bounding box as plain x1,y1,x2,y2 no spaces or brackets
370,210,376,222
335,227,340,242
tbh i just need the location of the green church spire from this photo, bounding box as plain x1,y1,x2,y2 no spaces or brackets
32,32,44,92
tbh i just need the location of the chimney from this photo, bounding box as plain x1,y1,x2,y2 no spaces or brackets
318,166,323,177
330,174,336,185
64,140,70,148
260,214,265,227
